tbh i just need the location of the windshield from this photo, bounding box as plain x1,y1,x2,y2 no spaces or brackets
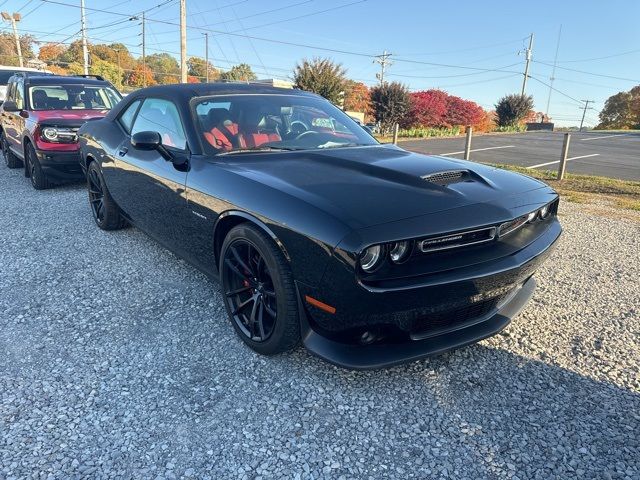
194,94,377,154
28,85,121,111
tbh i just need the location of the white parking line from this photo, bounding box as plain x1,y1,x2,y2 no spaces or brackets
580,133,630,141
439,145,515,156
527,153,600,169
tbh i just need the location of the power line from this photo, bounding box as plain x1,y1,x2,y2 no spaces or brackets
538,47,640,64
533,60,640,83
387,62,521,79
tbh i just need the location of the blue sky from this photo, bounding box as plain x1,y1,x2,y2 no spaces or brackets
3,0,640,126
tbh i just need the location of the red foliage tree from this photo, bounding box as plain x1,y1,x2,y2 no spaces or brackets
405,89,449,128
343,81,373,120
187,75,200,83
444,95,485,128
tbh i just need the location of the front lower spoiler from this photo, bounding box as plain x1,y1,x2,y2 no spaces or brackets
299,276,536,370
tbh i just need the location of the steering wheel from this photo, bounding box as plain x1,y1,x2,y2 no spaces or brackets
290,120,309,135
294,130,322,141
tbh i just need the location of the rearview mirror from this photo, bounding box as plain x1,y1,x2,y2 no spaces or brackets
2,100,19,112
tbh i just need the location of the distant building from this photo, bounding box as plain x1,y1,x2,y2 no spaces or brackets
254,78,294,89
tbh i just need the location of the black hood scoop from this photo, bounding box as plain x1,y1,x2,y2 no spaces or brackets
421,169,470,186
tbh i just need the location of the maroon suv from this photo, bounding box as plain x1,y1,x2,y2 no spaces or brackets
0,73,121,189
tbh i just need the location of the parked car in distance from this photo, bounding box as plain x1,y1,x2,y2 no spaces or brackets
0,65,52,103
78,83,562,369
0,72,121,189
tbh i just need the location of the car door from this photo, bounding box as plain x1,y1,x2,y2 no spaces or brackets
2,80,21,155
108,97,192,254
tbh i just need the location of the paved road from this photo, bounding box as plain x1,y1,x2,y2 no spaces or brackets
400,131,640,181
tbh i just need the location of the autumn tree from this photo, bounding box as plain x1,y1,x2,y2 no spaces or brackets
293,57,347,105
38,43,66,63
370,82,411,133
343,80,372,118
90,58,123,87
187,56,218,81
406,89,449,128
57,40,84,65
220,63,257,82
597,86,640,129
91,43,136,72
495,94,534,127
127,63,156,88
145,53,180,84
444,95,484,128
0,33,35,66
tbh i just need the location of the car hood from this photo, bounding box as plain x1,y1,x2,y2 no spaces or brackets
220,144,549,230
31,109,109,125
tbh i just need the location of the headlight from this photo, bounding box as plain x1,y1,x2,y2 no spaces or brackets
389,241,412,264
540,204,551,219
42,127,58,141
527,211,538,223
359,245,383,272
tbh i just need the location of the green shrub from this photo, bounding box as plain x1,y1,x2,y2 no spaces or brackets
397,126,462,138
493,124,527,133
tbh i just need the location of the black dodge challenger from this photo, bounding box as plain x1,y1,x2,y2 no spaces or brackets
78,83,561,369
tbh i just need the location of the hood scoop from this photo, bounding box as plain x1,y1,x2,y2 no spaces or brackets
421,169,470,186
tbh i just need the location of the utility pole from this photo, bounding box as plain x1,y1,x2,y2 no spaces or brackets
373,51,392,85
202,32,209,82
141,12,146,87
1,12,23,67
545,25,562,118
80,0,89,75
521,33,534,96
579,100,595,131
180,0,187,83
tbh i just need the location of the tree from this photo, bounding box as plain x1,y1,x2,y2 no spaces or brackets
406,89,449,128
187,56,218,81
38,43,66,63
597,87,640,129
57,40,84,65
220,63,257,82
444,95,485,128
370,82,411,133
495,94,534,127
90,58,123,87
91,43,136,72
127,63,156,88
0,33,36,66
145,53,180,84
293,57,347,105
343,80,373,118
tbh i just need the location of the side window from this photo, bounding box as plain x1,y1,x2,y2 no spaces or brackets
14,79,24,110
131,98,186,150
5,81,14,103
118,99,141,134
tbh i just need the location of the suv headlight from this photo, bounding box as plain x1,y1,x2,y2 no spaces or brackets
42,127,58,141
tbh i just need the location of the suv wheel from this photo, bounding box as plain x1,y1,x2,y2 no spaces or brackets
25,143,53,190
87,161,127,230
220,224,300,355
1,132,22,169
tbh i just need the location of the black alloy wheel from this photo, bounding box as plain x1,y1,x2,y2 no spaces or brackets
26,144,52,189
88,165,106,224
224,239,278,342
220,224,300,355
1,132,22,169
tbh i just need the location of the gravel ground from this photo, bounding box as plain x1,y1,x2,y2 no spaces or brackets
0,163,638,480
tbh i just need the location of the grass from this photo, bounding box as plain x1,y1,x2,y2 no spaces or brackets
488,164,640,212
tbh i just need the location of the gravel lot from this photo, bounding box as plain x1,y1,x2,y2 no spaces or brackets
0,164,638,480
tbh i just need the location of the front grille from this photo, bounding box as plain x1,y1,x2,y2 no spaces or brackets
419,226,496,253
407,297,500,340
421,169,468,186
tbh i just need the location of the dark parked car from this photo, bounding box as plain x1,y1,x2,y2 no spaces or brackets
78,83,562,369
0,72,121,189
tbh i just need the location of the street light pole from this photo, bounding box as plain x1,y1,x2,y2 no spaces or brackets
202,32,209,82
1,12,23,67
80,0,89,75
180,0,187,83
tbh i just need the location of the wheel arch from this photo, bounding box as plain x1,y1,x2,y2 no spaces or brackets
213,210,291,269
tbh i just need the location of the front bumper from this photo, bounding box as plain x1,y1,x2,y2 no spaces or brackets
35,149,83,180
298,219,561,369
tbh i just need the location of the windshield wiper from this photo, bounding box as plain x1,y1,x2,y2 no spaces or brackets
217,146,303,155
317,142,371,149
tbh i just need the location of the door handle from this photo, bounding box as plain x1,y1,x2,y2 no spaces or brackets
118,147,128,156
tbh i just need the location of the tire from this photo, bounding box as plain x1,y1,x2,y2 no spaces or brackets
25,143,54,190
220,224,300,355
1,131,22,169
86,161,127,230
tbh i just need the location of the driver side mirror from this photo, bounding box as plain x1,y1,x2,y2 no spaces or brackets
362,125,373,135
2,100,19,112
131,131,188,166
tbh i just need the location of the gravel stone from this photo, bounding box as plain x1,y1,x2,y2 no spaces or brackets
0,166,638,479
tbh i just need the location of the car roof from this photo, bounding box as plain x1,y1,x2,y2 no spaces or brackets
131,82,318,100
19,74,112,86
0,65,50,72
